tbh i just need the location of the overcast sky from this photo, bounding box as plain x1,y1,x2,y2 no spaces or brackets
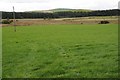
0,0,119,12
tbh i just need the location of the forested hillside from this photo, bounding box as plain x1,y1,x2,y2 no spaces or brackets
2,9,119,19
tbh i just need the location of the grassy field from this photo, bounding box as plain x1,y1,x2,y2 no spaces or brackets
2,24,118,78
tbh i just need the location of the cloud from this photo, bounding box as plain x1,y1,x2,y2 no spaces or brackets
0,0,119,12
0,0,52,3
43,0,118,10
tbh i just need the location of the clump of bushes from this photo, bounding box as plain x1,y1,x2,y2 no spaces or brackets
99,21,110,24
2,20,13,24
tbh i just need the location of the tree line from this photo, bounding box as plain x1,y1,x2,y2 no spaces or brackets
2,9,119,19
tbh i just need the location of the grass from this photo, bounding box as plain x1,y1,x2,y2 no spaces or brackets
2,24,118,78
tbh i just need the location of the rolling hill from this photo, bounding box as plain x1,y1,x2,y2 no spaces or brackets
30,8,92,13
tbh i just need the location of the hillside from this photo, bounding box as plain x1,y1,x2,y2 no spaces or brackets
50,8,92,12
30,8,92,13
2,9,119,19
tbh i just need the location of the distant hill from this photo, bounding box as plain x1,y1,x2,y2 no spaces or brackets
30,8,92,13
50,8,92,12
2,9,119,19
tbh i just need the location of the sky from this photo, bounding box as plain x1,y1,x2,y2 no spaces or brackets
0,0,119,12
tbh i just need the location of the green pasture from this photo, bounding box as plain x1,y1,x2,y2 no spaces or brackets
2,24,118,78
